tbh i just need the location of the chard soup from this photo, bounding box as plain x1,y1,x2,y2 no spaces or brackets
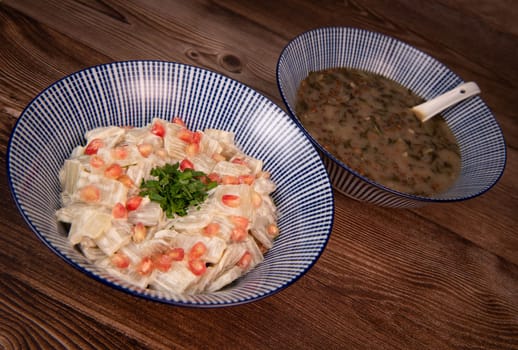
295,68,461,197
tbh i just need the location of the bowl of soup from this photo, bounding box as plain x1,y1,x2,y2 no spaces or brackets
276,27,506,208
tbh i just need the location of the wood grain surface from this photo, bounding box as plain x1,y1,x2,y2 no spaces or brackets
1,1,517,349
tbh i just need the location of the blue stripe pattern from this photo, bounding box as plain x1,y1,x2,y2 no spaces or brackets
7,60,334,307
277,27,507,208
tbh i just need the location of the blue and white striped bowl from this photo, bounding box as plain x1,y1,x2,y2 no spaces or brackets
7,60,334,307
277,27,507,208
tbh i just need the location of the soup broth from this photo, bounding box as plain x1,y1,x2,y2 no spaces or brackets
295,68,461,197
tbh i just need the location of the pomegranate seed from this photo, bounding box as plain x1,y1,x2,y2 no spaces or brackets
237,251,252,269
126,196,143,211
192,131,202,144
180,158,194,171
238,174,255,185
188,259,207,276
203,222,221,236
230,227,248,242
132,222,147,243
155,149,167,159
185,142,200,156
111,252,130,269
79,185,101,203
151,121,166,137
154,253,173,272
167,247,185,261
221,175,239,185
230,216,249,229
178,128,195,143
207,173,221,183
104,163,123,179
118,175,135,188
112,202,128,219
222,194,240,207
84,138,103,155
251,191,263,208
189,241,207,260
231,158,247,165
267,224,279,238
137,143,153,157
136,256,154,275
212,153,226,162
112,145,128,160
172,117,186,126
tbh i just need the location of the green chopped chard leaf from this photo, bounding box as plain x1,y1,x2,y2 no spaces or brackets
139,162,218,218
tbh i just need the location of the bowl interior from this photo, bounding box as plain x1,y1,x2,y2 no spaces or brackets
7,60,334,307
277,27,506,202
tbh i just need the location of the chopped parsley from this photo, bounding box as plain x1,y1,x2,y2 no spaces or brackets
139,162,218,218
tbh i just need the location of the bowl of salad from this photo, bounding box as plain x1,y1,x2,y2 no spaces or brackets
7,60,334,307
277,27,507,208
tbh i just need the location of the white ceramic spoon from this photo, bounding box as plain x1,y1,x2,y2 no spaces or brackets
411,82,481,122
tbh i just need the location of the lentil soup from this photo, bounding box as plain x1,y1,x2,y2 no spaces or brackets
295,68,461,197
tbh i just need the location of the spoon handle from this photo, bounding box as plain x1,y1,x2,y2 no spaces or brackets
412,82,481,122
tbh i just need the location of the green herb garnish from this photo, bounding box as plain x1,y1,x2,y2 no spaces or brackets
139,162,218,218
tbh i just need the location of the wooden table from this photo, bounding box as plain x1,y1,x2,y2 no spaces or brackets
1,1,517,349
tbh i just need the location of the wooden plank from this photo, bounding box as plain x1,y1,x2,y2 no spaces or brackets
0,1,517,349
